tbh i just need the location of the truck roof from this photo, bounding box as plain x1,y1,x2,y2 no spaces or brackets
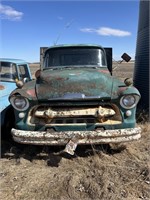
46,44,104,51
0,58,28,64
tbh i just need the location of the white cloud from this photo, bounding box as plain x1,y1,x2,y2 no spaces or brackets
80,28,95,33
0,4,23,21
80,27,131,37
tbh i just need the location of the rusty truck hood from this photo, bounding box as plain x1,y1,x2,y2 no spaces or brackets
35,68,123,101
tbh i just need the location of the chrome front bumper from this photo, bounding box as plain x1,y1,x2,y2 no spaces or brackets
11,127,141,155
11,127,141,145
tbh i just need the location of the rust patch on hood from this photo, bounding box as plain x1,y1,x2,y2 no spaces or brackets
36,68,113,100
117,86,128,95
26,89,36,97
97,69,109,74
0,85,5,90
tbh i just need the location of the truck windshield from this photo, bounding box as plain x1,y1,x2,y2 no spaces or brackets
0,62,17,82
44,47,107,68
0,62,31,82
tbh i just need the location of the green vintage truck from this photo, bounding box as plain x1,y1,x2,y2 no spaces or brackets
9,44,141,155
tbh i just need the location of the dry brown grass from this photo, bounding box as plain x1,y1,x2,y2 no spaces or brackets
1,62,149,200
1,124,149,200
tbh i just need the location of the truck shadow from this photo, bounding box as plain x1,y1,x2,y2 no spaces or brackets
1,140,126,167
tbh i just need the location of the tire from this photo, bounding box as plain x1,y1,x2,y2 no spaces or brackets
1,106,15,141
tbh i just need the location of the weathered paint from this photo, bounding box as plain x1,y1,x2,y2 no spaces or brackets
0,59,32,126
0,82,16,98
26,89,36,98
36,68,124,100
44,44,104,52
34,106,115,118
11,127,141,154
97,69,110,74
117,86,140,96
10,80,37,101
0,82,17,113
26,103,122,131
9,44,141,151
0,85,5,90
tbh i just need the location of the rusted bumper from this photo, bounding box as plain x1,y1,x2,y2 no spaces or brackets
11,127,141,145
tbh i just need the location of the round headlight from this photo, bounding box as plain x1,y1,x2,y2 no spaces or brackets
10,96,29,111
120,95,137,109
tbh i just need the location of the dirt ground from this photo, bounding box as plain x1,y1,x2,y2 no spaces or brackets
0,62,149,200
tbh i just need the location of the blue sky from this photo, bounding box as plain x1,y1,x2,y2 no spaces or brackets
0,0,139,62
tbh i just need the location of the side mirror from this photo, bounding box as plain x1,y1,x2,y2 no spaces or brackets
121,53,131,62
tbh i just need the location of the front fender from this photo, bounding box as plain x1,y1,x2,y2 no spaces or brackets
121,86,141,96
9,80,37,101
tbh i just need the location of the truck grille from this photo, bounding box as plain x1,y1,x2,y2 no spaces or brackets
53,117,96,124
28,104,122,126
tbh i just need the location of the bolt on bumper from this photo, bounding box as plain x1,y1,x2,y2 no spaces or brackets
11,127,141,146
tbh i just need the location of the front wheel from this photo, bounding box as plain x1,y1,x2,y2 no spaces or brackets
1,107,15,141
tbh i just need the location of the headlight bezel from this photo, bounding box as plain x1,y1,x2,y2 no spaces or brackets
120,94,140,109
10,96,29,111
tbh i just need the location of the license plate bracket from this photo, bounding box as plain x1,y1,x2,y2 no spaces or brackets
64,139,78,155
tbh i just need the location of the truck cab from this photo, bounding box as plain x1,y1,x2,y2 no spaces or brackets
0,58,32,131
9,45,141,155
